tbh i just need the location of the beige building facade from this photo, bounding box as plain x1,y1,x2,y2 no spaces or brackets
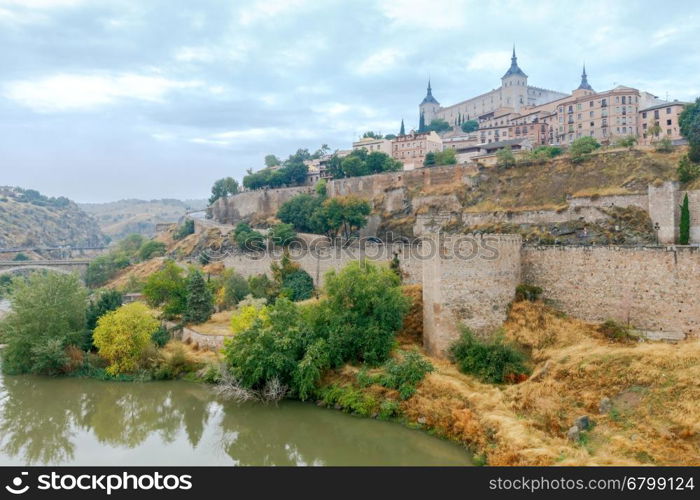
351,136,393,155
391,131,442,170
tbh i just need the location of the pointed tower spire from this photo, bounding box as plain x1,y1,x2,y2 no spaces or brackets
399,119,406,136
577,63,593,91
503,44,527,78
421,78,438,105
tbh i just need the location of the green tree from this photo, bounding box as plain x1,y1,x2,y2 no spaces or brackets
423,152,436,167
221,270,250,308
399,119,406,136
184,269,213,324
384,134,397,140
269,223,296,246
425,118,451,133
315,261,409,365
138,240,166,261
362,131,382,139
461,120,479,133
271,252,314,302
647,122,662,142
173,219,195,240
233,222,266,252
1,273,87,375
209,177,240,205
12,253,29,262
569,136,600,163
615,135,637,149
679,193,691,245
93,302,159,375
248,274,276,301
496,145,516,169
315,178,327,196
142,260,187,318
434,149,457,165
340,156,367,177
85,290,124,349
677,155,700,183
277,194,324,233
311,196,372,239
679,97,700,162
264,154,281,167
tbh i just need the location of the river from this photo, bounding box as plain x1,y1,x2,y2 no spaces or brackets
0,372,472,466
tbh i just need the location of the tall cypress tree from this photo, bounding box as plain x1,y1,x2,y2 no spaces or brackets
679,193,691,245
184,269,213,324
399,119,406,136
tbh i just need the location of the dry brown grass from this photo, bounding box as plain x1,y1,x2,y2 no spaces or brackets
189,310,234,336
105,257,167,291
322,300,700,465
396,285,422,345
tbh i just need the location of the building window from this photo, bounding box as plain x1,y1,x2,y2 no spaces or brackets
667,119,672,125
666,107,672,114
654,110,660,119
667,129,672,135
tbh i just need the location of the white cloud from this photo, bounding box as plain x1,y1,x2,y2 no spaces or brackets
4,73,203,112
190,127,318,147
311,102,351,115
0,0,86,7
175,46,216,63
379,0,470,29
354,48,404,76
238,0,309,26
467,50,511,72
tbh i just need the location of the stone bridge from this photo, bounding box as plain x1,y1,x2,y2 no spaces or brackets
0,260,90,280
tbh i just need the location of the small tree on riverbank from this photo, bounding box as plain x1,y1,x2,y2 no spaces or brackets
184,269,213,324
679,193,690,245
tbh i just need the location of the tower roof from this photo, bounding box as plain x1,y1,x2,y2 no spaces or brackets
420,79,439,105
577,64,593,91
502,46,527,78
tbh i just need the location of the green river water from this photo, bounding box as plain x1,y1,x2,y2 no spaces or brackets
0,371,472,466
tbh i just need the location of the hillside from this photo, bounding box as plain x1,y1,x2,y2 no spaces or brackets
80,198,207,241
0,187,107,250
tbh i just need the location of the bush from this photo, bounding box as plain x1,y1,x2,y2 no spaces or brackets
514,284,543,302
220,270,250,309
230,299,269,334
598,320,637,343
1,273,87,375
84,289,124,349
138,240,166,261
377,350,433,400
280,269,314,301
93,302,160,375
677,155,700,183
654,137,673,153
248,273,276,301
449,327,529,384
277,194,325,233
314,261,409,366
615,135,637,149
12,253,29,261
569,136,600,163
233,222,266,252
269,223,297,246
496,146,516,169
151,325,170,347
173,219,195,240
85,252,131,288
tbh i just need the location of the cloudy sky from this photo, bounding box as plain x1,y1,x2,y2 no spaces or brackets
1,0,698,202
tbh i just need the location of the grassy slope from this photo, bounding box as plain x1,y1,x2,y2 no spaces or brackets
321,301,699,466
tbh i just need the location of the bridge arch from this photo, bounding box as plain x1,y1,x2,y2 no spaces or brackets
0,265,76,277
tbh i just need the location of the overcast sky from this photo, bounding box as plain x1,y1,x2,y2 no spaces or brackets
1,0,698,203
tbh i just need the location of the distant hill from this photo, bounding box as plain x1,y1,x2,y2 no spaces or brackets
80,198,207,241
0,186,108,249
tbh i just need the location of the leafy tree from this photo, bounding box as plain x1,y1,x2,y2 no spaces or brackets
93,302,159,375
85,253,130,288
679,98,700,162
340,156,366,177
362,131,382,139
151,325,170,348
230,300,269,334
311,196,372,239
269,223,297,246
647,122,662,142
423,152,436,167
12,253,29,262
138,240,166,261
677,155,700,183
315,178,327,196
209,177,240,205
0,273,87,375
317,261,409,365
184,269,214,324
569,136,600,163
221,270,250,308
424,118,451,133
142,260,187,318
679,193,691,245
384,134,397,140
277,194,324,233
271,252,314,302
264,154,281,167
434,148,457,165
461,120,479,133
312,144,331,159
118,234,146,255
496,145,516,169
233,222,266,252
248,274,276,301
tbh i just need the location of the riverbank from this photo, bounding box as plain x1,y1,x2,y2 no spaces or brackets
315,301,700,466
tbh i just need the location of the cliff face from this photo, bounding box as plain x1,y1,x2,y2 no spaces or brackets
0,187,108,249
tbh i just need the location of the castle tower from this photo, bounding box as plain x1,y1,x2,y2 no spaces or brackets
573,64,595,97
419,79,440,130
500,46,528,112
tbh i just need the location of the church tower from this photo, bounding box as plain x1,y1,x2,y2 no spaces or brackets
572,64,595,97
500,46,528,112
419,79,440,131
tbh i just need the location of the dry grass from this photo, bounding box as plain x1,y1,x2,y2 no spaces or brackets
189,310,234,336
396,285,422,345
321,300,700,465
571,187,633,198
105,257,167,290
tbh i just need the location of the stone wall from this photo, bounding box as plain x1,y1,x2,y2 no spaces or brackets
209,185,313,225
522,245,700,340
421,234,522,356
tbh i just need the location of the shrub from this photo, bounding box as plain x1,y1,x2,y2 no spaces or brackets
314,260,409,366
514,284,543,302
569,136,600,163
496,146,516,169
677,155,700,183
151,325,170,347
233,222,266,251
654,136,673,153
93,302,160,375
269,223,297,246
12,253,29,261
1,273,87,375
173,219,195,240
277,194,324,233
280,269,314,302
138,240,166,261
449,327,529,384
598,320,637,343
85,252,131,288
378,350,434,400
84,289,124,350
230,300,269,334
248,273,276,301
615,135,637,149
221,270,250,308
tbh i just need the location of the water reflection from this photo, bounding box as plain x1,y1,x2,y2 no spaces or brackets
0,373,471,466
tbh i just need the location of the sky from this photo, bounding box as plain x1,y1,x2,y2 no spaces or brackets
0,0,699,203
